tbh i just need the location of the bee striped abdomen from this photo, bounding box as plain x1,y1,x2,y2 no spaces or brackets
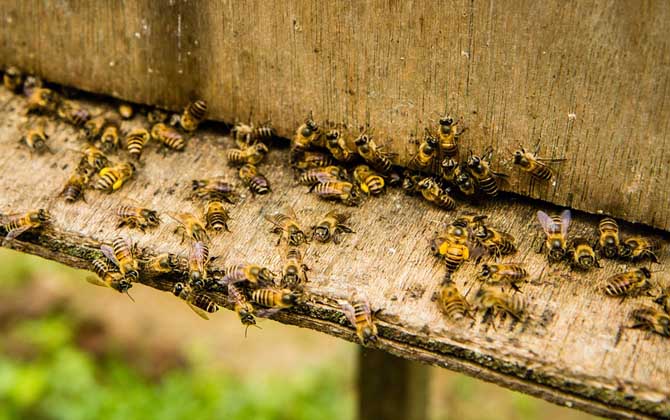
192,294,219,313
205,200,230,231
251,289,276,307
151,123,185,150
477,175,499,197
126,128,150,159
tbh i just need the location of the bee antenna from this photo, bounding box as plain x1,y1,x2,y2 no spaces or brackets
125,291,136,303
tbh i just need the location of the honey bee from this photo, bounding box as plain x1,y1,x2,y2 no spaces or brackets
2,209,51,243
628,307,670,338
536,210,571,263
98,120,121,152
292,150,334,170
20,126,53,155
226,143,269,166
251,287,301,309
95,162,135,192
188,240,211,289
180,99,208,132
440,158,459,184
338,293,378,345
466,149,506,197
204,200,231,232
125,128,150,160
417,178,456,210
56,100,90,127
118,103,134,119
232,121,276,147
3,66,23,92
437,116,461,160
454,168,476,196
512,146,564,181
310,181,362,206
238,164,271,195
60,172,89,203
146,108,168,124
169,212,210,243
596,217,620,259
87,257,132,296
452,214,488,228
228,283,257,331
264,209,307,246
282,247,309,289
401,170,424,195
151,123,185,151
567,237,600,270
437,275,471,321
292,113,323,152
654,289,670,314
354,133,395,174
312,211,354,244
473,225,516,258
353,165,385,196
84,116,107,141
476,287,526,321
100,237,139,282
441,242,470,274
479,263,528,290
173,282,219,320
116,205,160,231
325,129,355,162
619,237,660,264
78,146,109,174
297,166,345,186
216,264,276,288
191,179,238,203
604,268,653,297
146,253,180,274
23,75,44,95
409,130,440,173
26,87,60,115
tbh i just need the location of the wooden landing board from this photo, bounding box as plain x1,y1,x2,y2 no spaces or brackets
0,89,668,419
1,1,669,230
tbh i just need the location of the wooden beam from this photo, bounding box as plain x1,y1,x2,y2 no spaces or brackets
1,1,668,230
357,348,428,420
0,88,668,419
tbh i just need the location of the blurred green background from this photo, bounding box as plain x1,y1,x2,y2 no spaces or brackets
0,249,598,420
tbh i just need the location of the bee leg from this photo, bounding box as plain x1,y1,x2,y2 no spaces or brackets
333,232,342,245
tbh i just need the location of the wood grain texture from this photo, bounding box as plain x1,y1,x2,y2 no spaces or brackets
1,1,668,230
0,89,669,418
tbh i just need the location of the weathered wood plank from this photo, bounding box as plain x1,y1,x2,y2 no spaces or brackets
0,89,668,419
1,1,668,229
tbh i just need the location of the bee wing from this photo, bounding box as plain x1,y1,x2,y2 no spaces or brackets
255,308,282,318
263,213,281,227
186,302,211,320
100,245,121,268
86,276,109,288
3,225,32,243
536,211,557,235
560,209,572,238
338,300,358,327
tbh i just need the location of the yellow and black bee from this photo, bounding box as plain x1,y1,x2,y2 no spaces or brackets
401,170,424,195
116,205,160,231
312,211,354,244
325,129,355,162
596,217,621,259
188,240,211,289
26,87,60,115
84,116,107,142
56,100,90,127
475,286,526,321
466,149,506,197
239,164,271,195
291,150,334,170
118,103,134,120
251,287,301,310
228,284,257,332
87,257,133,296
291,113,323,153
437,116,461,161
95,162,135,193
3,66,23,92
454,166,476,196
619,237,660,264
191,179,238,203
409,130,440,173
629,306,670,338
180,99,208,132
125,128,150,160
440,158,459,184
437,275,471,321
417,178,456,210
473,225,516,258
60,172,89,203
2,209,51,244
78,146,109,175
232,121,275,147
568,237,600,270
353,165,385,196
100,120,121,152
281,247,309,289
151,123,185,151
512,146,564,181
338,293,378,345
310,181,362,206
169,212,210,243
100,237,139,283
145,253,181,274
204,200,231,232
604,268,653,297
216,264,276,288
479,263,528,291
173,282,219,320
297,166,344,186
536,210,571,263
354,133,395,174
227,143,269,166
20,126,53,155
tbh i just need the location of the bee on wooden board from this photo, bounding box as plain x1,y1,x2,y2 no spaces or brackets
401,170,424,195
297,166,345,186
180,99,208,132
20,125,53,155
151,123,185,151
116,204,160,232
228,283,257,333
238,164,271,195
619,236,660,264
56,100,90,127
26,87,60,115
232,121,275,147
87,257,133,297
264,209,307,246
353,132,395,174
452,214,488,229
408,130,440,173
291,150,334,170
188,240,211,289
118,103,134,120
226,143,269,166
466,148,507,197
628,306,670,338
95,162,135,193
173,282,219,320
353,165,385,196
536,209,571,263
596,217,621,259
454,167,476,196
436,274,471,321
512,145,565,182
292,112,323,152
145,253,181,274
325,129,355,162
3,66,23,92
169,212,210,243
215,264,276,288
100,237,140,283
2,209,51,244
281,247,309,289
479,263,528,291
416,178,456,210
251,287,301,310
440,158,459,184
78,145,109,174
204,200,231,232
604,268,654,297
84,116,108,142
310,181,362,206
60,172,89,203
473,225,517,259
475,286,527,322
436,116,462,161
99,120,121,153
191,179,238,203
312,210,354,244
567,237,600,270
125,128,151,160
338,293,379,346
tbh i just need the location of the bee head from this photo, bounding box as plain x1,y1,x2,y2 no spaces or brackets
512,150,525,164
425,135,439,147
441,158,458,171
172,282,185,297
326,130,339,142
480,264,491,278
473,225,487,238
429,238,441,256
354,134,369,147
578,255,594,267
618,244,632,258
548,248,566,262
467,156,480,169
361,327,378,344
289,229,306,246
189,270,203,288
257,267,275,284
116,278,133,294
417,178,432,190
281,290,300,306
313,226,330,243
439,116,453,127
142,209,160,224
239,307,256,325
34,209,51,224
